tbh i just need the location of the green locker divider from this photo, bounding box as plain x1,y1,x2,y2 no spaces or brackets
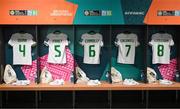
177,26,180,80
0,26,4,84
36,26,40,84
0,26,3,108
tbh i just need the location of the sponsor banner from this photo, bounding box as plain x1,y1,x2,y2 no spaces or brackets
0,0,180,24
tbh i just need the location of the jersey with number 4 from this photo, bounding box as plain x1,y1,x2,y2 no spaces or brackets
115,33,139,64
149,33,174,64
45,33,69,64
81,33,103,64
8,33,36,65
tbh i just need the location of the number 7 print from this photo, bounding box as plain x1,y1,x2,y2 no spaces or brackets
125,45,131,57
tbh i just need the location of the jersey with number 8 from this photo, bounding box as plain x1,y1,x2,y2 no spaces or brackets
149,33,174,64
115,33,139,64
81,33,103,64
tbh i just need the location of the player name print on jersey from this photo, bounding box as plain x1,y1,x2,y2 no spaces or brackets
80,33,103,64
149,33,174,64
44,33,69,64
8,33,36,65
115,33,139,64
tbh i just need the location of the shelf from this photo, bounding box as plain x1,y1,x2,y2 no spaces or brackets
1,82,180,91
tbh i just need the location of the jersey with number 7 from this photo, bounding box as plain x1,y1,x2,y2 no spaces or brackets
115,33,139,64
81,33,103,64
149,33,174,64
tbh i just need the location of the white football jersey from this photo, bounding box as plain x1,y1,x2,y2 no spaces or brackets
45,33,69,64
80,33,103,64
8,33,36,65
115,33,139,64
149,33,174,64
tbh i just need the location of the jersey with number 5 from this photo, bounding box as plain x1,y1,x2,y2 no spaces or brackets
115,33,139,64
8,33,36,65
45,33,69,64
149,33,174,64
81,33,103,64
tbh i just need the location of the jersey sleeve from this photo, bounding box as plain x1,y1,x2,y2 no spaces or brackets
80,34,86,46
44,34,52,46
61,34,69,46
149,40,154,46
169,39,174,46
136,40,140,47
62,33,68,40
44,40,49,46
46,33,52,39
8,33,16,46
169,35,174,46
31,40,36,46
98,33,103,40
149,34,155,46
65,39,69,46
100,41,104,47
115,34,121,46
134,34,140,47
99,34,103,47
114,39,119,47
28,34,36,46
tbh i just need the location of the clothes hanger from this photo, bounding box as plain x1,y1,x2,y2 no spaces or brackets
158,30,166,33
53,30,61,34
88,30,96,35
19,30,26,34
123,30,131,34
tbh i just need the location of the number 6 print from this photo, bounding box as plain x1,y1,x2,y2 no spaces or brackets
89,45,95,57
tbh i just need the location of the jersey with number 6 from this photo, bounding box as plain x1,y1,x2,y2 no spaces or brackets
149,33,174,64
45,33,69,64
115,33,139,64
8,33,36,65
81,33,103,64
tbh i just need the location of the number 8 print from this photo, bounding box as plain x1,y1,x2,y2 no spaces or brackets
157,45,164,57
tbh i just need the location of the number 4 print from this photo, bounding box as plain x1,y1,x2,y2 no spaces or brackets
19,45,26,57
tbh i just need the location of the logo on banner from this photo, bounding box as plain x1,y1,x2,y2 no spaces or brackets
157,10,180,16
9,10,38,16
84,10,112,16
